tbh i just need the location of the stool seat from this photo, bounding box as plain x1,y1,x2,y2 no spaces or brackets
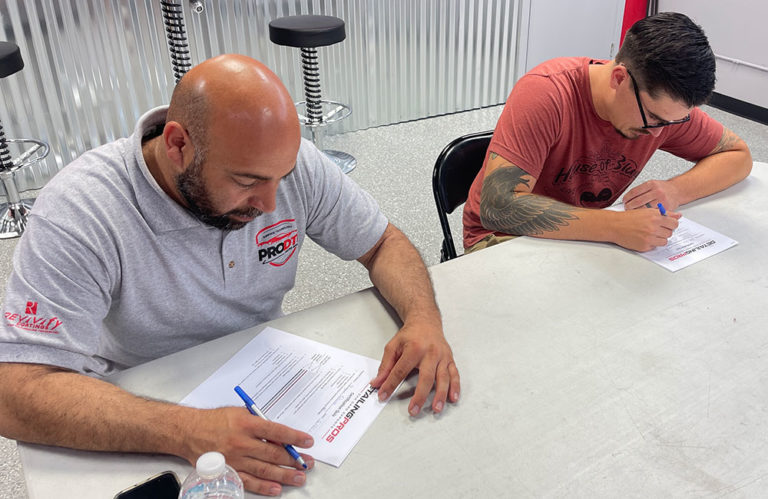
0,41,24,78
269,15,345,48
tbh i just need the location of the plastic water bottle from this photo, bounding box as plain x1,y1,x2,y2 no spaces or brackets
179,451,244,499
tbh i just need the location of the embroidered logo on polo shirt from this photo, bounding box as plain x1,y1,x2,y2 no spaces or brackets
5,301,63,334
256,219,299,267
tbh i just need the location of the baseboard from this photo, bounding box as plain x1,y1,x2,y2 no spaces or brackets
709,92,768,126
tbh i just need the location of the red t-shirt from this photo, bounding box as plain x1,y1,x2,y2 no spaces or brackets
462,57,723,249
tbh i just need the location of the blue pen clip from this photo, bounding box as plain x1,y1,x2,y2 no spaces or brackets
657,202,666,216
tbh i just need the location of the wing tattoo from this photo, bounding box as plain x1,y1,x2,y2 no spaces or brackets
480,166,578,235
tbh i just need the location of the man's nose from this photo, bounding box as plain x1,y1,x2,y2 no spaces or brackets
248,181,279,213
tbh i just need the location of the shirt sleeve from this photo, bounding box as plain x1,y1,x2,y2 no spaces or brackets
0,214,116,375
660,107,723,162
488,74,563,178
295,140,388,260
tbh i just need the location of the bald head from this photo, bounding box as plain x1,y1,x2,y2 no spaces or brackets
144,55,303,226
166,54,301,158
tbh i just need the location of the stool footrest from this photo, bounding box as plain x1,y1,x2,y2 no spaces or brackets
0,138,49,174
0,137,50,238
296,100,351,126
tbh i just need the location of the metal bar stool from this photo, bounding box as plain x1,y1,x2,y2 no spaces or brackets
269,15,356,174
0,41,50,239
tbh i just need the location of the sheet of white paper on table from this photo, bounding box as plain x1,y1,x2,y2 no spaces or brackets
180,327,387,467
607,204,737,271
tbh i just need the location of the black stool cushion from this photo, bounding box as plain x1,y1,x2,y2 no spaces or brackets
0,41,24,78
269,15,345,48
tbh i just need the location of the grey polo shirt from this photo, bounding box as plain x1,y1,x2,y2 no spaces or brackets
0,107,387,376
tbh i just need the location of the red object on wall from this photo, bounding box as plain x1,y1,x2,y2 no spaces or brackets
620,0,648,45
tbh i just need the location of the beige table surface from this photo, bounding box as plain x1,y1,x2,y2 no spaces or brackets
20,163,768,497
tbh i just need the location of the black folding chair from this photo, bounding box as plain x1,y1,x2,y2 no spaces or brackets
432,131,493,262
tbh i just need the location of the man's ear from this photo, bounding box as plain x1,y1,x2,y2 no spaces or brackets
609,64,630,91
163,121,195,172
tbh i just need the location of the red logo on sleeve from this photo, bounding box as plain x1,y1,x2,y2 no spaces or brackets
5,300,63,334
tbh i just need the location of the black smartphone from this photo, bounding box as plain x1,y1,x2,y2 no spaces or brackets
113,470,181,499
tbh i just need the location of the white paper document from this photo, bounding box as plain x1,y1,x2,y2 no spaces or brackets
605,204,737,271
180,327,387,467
638,216,737,271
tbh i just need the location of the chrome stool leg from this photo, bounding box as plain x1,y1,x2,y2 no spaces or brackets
0,171,33,239
0,138,49,239
298,46,356,174
1,41,50,238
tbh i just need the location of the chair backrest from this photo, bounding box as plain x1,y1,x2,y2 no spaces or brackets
432,130,493,262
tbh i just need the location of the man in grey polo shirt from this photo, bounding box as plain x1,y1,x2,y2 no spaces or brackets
0,54,460,496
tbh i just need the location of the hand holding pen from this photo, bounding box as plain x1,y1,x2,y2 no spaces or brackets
234,385,309,469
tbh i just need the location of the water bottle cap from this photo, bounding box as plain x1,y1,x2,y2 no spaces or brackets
195,451,226,478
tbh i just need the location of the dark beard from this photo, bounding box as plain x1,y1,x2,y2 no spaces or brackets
176,156,262,231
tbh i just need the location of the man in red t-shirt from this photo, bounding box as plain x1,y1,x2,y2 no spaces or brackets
463,12,752,253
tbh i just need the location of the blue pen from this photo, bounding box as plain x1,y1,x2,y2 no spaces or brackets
657,202,666,216
234,385,308,469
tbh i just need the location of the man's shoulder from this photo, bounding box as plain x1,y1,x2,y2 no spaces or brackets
526,57,590,77
287,138,347,190
33,137,137,223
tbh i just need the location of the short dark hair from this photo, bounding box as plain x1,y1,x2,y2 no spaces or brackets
615,12,715,107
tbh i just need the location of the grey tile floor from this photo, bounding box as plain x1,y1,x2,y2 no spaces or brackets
1,104,766,497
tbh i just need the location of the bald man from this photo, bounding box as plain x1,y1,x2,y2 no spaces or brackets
0,55,459,496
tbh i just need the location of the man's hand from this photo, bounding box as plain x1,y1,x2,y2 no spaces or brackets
369,319,460,416
358,223,461,417
622,179,682,212
0,363,314,498
613,207,681,252
187,407,315,496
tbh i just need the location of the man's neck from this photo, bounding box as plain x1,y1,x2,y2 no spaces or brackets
142,136,183,205
588,61,613,121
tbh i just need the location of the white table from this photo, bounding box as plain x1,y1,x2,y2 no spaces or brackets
20,163,768,497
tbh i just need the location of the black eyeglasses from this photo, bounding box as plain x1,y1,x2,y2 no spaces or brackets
625,68,690,129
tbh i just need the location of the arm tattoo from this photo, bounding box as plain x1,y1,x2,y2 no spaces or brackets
480,166,578,235
710,127,741,154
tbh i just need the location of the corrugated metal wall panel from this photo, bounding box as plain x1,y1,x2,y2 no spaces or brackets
1,0,521,192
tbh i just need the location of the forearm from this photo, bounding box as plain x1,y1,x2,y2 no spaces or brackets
481,189,683,251
361,225,460,414
0,363,197,459
479,164,618,243
668,149,752,206
360,224,440,325
480,189,622,243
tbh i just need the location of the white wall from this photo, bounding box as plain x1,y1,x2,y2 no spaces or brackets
658,0,768,108
521,0,626,73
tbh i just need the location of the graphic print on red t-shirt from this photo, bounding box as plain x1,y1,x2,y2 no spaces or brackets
547,144,641,208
